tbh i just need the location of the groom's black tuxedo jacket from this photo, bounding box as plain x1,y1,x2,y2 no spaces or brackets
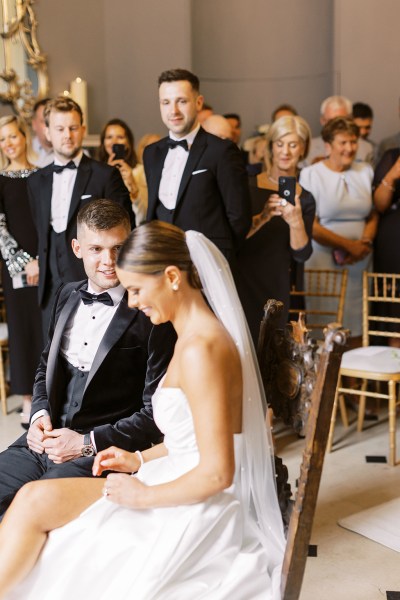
144,127,251,261
31,280,177,452
27,154,132,305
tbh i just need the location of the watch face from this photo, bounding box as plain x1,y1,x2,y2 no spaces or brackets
81,445,95,457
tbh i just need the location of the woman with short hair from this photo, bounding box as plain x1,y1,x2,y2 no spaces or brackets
238,115,316,342
299,116,378,345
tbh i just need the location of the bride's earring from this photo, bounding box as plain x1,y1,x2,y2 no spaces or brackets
172,283,179,291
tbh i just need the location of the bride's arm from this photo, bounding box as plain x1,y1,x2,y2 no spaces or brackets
92,442,167,476
104,336,241,509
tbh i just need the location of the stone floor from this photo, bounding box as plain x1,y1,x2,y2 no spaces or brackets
1,396,400,599
275,409,400,600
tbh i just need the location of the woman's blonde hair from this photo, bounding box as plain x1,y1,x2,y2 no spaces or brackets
264,115,311,174
0,115,37,170
117,221,202,289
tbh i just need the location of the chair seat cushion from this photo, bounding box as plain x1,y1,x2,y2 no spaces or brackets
341,346,400,374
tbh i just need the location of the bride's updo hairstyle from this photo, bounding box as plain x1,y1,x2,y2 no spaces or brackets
117,221,202,290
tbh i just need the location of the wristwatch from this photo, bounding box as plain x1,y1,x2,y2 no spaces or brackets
81,433,95,457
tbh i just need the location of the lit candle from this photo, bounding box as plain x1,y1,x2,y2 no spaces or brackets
70,77,89,132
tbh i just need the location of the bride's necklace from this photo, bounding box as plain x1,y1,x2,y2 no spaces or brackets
268,175,279,185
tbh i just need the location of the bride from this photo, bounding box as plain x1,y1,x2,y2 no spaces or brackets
0,221,285,599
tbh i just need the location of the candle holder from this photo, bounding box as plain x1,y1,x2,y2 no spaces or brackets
0,0,49,123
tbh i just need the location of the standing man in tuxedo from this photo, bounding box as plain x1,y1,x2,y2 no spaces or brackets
0,200,176,517
144,68,251,264
27,96,132,337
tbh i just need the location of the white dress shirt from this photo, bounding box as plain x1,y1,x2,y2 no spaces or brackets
51,152,83,233
158,124,200,209
60,283,125,371
31,283,125,441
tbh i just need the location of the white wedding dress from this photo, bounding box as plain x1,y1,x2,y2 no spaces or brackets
8,385,282,600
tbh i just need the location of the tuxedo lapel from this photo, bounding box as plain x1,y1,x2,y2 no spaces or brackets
40,169,53,238
67,156,91,226
46,288,82,394
147,141,169,218
84,297,138,391
175,128,207,209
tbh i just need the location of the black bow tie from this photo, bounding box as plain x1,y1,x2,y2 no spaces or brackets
79,289,114,306
167,138,189,151
52,160,77,174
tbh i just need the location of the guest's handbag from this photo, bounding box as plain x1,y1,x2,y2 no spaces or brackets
332,248,349,266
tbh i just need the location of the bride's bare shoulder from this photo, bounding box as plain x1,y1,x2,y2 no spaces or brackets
179,317,240,369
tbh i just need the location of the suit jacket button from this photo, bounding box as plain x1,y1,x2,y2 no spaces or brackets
72,401,78,407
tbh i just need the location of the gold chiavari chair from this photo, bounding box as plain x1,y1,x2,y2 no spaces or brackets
289,268,348,338
289,268,349,428
327,272,400,466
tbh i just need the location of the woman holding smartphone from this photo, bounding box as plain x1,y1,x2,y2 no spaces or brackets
299,117,378,347
238,115,315,343
98,118,147,224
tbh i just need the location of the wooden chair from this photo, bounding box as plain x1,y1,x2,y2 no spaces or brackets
327,272,400,466
257,299,347,599
289,268,348,339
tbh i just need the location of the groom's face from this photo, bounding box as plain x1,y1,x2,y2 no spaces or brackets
159,80,203,139
71,223,129,293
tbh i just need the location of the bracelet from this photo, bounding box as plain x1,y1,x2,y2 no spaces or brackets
381,178,395,192
134,450,144,469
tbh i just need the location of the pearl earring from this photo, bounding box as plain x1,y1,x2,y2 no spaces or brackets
172,283,179,291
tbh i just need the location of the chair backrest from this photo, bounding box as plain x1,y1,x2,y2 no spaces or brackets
289,268,348,338
363,271,400,346
257,299,347,600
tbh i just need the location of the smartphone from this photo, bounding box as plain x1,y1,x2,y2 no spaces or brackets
278,176,296,206
112,143,126,160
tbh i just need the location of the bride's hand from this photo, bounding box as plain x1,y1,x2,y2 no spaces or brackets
92,446,140,476
102,473,148,509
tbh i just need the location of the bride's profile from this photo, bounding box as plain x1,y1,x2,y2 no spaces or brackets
0,221,285,599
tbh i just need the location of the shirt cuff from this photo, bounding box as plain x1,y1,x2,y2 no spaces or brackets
90,431,97,453
31,409,49,424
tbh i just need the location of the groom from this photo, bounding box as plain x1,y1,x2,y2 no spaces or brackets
0,200,176,516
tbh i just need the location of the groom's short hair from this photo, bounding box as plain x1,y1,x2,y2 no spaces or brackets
77,199,131,236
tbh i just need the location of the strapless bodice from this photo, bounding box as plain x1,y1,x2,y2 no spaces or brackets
152,386,199,455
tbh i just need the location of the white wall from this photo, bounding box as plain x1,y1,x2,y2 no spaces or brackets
192,0,334,139
102,0,192,139
1,0,398,147
333,0,399,143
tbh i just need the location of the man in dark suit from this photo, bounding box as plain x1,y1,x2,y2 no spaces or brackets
27,96,132,337
144,68,251,264
0,200,176,517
